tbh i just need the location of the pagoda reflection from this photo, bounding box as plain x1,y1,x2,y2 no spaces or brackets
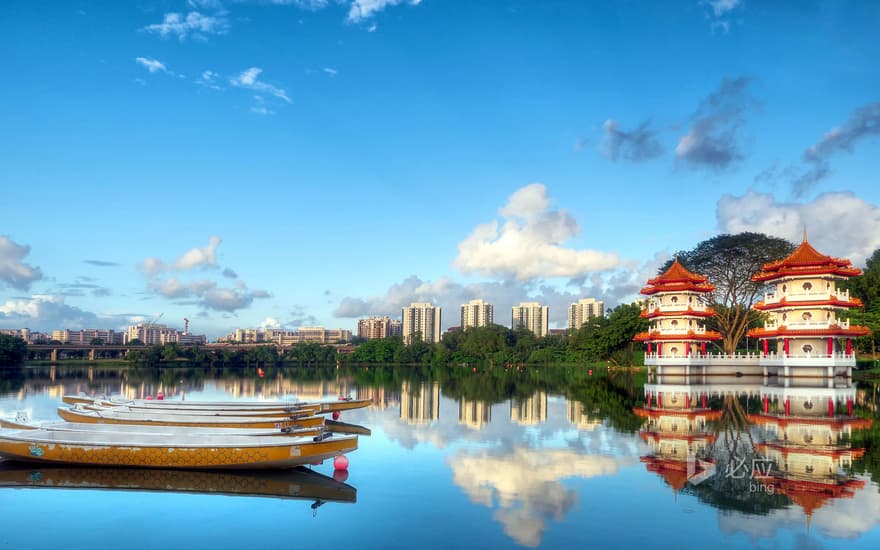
749,377,872,527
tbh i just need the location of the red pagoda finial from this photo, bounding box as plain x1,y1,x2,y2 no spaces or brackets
803,224,807,243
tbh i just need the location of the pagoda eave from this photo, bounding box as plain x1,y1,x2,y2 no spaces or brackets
640,283,715,295
633,331,723,342
747,414,873,430
634,407,723,420
747,325,871,339
752,266,862,282
640,308,716,319
754,298,864,311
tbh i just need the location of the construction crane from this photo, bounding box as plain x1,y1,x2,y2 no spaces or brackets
184,318,190,335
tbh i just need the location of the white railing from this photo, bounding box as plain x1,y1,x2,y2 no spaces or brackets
782,319,850,330
763,288,851,304
650,327,707,335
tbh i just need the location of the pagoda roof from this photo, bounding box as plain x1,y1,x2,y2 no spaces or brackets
748,413,873,430
633,330,723,342
640,307,717,319
747,324,871,339
752,237,862,282
754,297,864,311
634,407,723,420
641,258,716,295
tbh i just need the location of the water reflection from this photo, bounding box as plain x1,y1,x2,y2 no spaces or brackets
1,364,879,547
0,462,356,505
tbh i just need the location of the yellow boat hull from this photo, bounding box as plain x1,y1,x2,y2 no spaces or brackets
0,435,357,469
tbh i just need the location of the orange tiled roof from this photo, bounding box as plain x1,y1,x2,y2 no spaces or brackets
753,239,862,282
641,258,716,295
753,297,864,311
747,324,871,339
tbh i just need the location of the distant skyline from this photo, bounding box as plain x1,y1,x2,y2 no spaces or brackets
1,0,878,338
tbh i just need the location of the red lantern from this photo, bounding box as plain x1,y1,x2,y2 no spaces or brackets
333,455,349,471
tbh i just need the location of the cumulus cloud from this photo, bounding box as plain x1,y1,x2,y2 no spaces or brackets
716,191,880,264
229,68,291,103
140,236,222,276
84,259,120,267
454,184,620,281
600,119,663,162
449,447,633,547
332,253,663,329
143,12,229,41
135,57,168,74
702,0,742,33
791,102,880,198
348,0,422,23
0,236,43,291
675,76,756,170
0,294,143,332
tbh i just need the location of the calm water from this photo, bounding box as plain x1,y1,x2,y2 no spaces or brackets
1,364,879,549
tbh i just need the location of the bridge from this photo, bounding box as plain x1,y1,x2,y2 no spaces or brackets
26,342,357,362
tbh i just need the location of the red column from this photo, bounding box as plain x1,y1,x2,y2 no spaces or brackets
701,342,706,355
647,342,652,355
828,398,835,417
846,339,853,356
685,394,691,408
701,393,707,409
783,338,790,357
658,392,663,407
763,396,769,413
847,399,853,416
827,337,834,357
784,398,790,416
762,339,769,357
658,343,663,356
646,393,652,408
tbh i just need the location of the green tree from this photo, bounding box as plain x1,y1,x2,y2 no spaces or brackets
840,248,880,358
666,232,795,354
0,334,27,365
90,337,105,345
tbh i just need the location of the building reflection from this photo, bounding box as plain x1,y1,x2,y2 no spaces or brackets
459,399,491,429
400,381,440,424
510,391,547,425
566,400,602,431
749,377,872,527
356,386,400,410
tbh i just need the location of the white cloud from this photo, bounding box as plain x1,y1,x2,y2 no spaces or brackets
143,12,229,41
135,57,168,74
322,67,338,76
347,0,422,23
149,277,217,299
706,0,740,17
0,294,143,332
230,67,291,104
140,236,222,276
716,191,880,265
0,236,43,291
260,317,282,330
454,184,620,281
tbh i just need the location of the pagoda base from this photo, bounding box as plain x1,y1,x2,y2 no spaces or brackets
646,353,763,377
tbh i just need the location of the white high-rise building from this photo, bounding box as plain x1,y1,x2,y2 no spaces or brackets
511,302,549,337
401,302,442,344
357,316,402,340
460,299,494,329
568,298,605,330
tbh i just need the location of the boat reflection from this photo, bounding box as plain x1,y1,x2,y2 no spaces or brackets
0,461,357,506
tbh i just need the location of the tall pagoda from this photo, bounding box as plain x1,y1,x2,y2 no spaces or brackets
634,258,722,374
747,233,870,377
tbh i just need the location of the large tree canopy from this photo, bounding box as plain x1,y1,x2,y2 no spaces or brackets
661,232,795,354
839,247,880,358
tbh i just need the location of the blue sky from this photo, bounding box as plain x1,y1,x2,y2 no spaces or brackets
1,0,878,337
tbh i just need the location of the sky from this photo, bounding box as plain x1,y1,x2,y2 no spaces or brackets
1,0,879,338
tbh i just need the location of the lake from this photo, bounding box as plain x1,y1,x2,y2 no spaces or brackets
1,364,879,549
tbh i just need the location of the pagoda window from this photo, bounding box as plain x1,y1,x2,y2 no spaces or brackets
783,313,788,321
826,281,831,289
803,344,813,354
803,282,813,291
802,312,812,321
805,465,814,474
804,433,813,443
670,346,679,356
782,284,787,293
671,296,679,304
671,423,678,432
804,400,814,410
671,320,679,326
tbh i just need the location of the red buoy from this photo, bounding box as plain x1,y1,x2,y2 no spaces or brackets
588,370,593,376
332,411,340,420
146,395,153,400
333,469,349,483
333,455,349,471
157,392,164,400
